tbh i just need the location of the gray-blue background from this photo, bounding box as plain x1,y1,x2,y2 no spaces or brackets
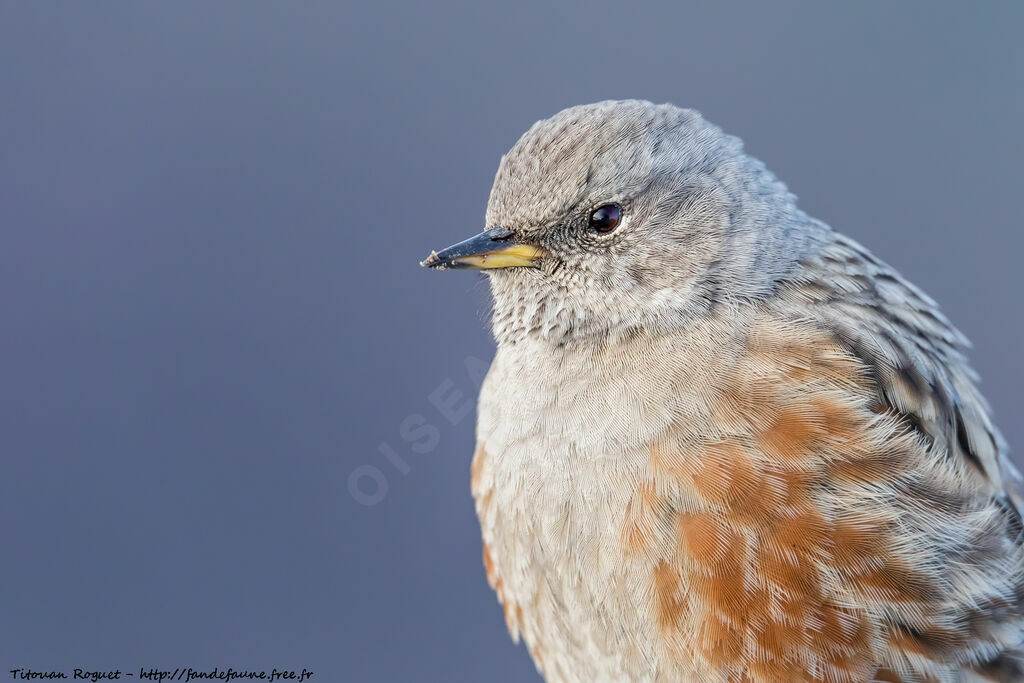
2,2,1022,681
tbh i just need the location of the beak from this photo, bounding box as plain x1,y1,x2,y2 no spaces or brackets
420,227,550,270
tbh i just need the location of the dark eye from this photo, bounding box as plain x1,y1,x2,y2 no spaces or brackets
588,203,622,233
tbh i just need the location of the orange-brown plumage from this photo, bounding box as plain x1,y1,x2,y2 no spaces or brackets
626,321,994,679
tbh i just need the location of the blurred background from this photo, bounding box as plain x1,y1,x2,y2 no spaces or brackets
2,2,1022,680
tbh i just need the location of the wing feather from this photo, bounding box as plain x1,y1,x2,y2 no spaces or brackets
788,233,1015,494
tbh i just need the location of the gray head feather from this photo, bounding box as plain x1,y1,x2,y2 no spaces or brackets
485,100,828,345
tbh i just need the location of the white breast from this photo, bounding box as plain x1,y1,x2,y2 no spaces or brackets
473,330,738,682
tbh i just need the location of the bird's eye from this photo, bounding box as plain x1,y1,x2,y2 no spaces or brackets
588,203,622,233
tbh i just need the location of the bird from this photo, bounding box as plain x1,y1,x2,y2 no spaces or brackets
421,100,1024,682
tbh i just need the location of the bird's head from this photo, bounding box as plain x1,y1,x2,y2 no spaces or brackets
422,100,820,345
